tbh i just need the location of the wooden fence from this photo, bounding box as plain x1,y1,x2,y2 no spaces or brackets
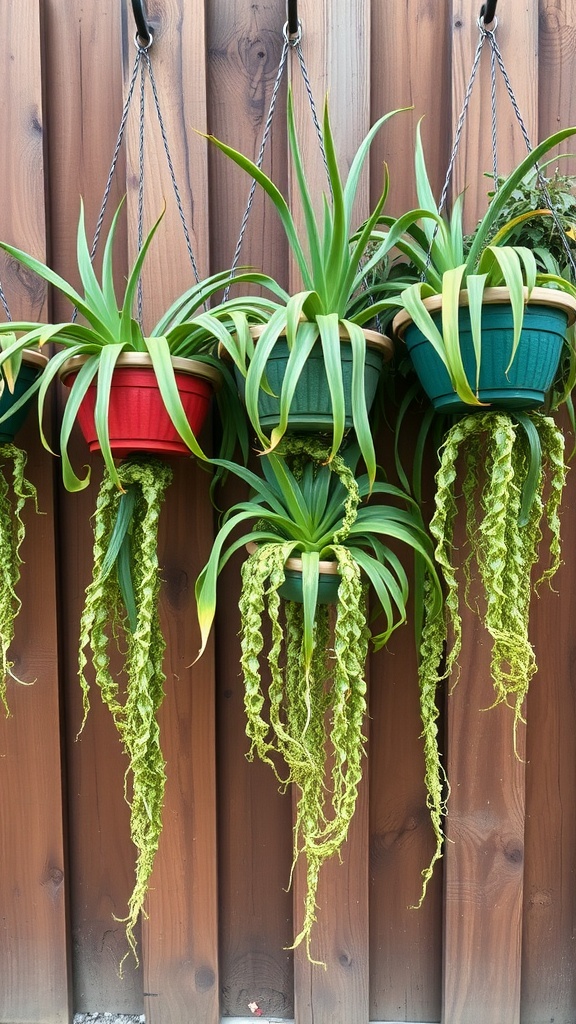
1,1,576,1022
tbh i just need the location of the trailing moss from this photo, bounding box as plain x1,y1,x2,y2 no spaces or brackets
0,444,40,715
78,456,173,966
417,411,566,893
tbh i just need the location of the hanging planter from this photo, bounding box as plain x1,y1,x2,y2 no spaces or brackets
196,438,443,961
0,349,47,442
245,540,341,604
232,324,393,434
199,89,408,486
393,287,576,413
59,352,221,459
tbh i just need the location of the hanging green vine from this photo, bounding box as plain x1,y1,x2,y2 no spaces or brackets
0,443,40,715
416,411,566,895
78,456,173,966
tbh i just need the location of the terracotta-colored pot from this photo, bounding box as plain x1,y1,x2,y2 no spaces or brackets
60,352,221,459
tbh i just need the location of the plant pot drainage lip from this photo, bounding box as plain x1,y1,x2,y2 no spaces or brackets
19,348,49,370
58,351,223,390
392,285,576,341
219,323,394,362
245,540,339,575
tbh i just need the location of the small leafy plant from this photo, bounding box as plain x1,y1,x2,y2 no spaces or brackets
195,436,442,960
379,123,576,406
0,200,278,491
197,90,408,484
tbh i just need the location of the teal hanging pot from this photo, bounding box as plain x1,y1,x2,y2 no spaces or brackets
394,287,576,413
234,324,393,432
0,349,48,443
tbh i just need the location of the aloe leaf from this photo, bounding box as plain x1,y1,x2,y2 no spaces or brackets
101,486,137,579
270,321,318,448
0,241,106,331
120,206,166,341
58,352,100,491
287,89,326,302
343,319,377,488
117,531,138,634
300,549,320,677
93,343,126,489
76,199,119,335
100,200,125,320
514,411,542,526
441,267,484,405
316,314,346,460
466,273,489,394
143,335,209,462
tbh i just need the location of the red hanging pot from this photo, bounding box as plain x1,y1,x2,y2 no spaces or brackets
60,352,221,459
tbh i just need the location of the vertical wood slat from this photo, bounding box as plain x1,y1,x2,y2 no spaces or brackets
287,2,371,1020
443,7,538,1021
523,5,576,1012
451,0,539,231
122,3,219,1021
0,2,70,1022
205,4,295,1017
42,0,143,1011
368,4,452,1019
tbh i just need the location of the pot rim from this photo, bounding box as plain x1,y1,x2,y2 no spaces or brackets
58,350,222,389
392,285,576,341
219,321,394,362
245,540,339,575
19,348,49,370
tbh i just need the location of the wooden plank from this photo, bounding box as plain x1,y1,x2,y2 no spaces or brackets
121,4,220,1021
0,3,71,1022
206,2,295,1017
451,0,538,231
42,0,143,1012
368,3,452,1018
442,578,526,1024
371,0,453,217
286,2,371,1020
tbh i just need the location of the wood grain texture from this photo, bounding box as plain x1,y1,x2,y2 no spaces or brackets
370,0,453,216
42,0,143,1011
206,2,295,1016
0,3,70,1021
451,0,538,231
124,0,211,330
143,458,219,1024
443,563,526,1024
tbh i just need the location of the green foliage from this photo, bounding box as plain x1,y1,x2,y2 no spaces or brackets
416,411,566,895
0,200,276,491
199,89,409,475
195,437,442,959
0,444,40,715
77,456,173,967
379,123,576,406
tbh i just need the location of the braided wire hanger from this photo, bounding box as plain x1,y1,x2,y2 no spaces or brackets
80,28,202,327
425,14,576,281
223,17,330,302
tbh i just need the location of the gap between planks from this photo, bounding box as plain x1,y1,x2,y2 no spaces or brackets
223,1019,436,1023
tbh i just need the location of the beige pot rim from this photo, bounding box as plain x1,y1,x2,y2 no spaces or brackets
245,540,339,575
20,348,49,370
393,285,576,341
219,321,394,362
58,350,222,390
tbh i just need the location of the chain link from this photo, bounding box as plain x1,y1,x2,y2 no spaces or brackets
224,20,331,300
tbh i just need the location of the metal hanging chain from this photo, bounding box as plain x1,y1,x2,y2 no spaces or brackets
0,278,11,323
83,31,202,328
425,15,576,282
224,18,330,300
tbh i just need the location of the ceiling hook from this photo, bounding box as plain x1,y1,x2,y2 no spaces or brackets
131,0,153,48
480,0,498,26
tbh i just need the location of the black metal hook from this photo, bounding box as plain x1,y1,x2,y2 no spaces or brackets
131,0,153,47
287,0,299,37
480,0,498,25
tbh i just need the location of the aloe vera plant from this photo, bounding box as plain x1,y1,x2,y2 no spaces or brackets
194,90,408,484
380,123,576,405
0,200,279,491
195,437,442,960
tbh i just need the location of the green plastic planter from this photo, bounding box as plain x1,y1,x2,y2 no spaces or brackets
394,287,576,414
0,350,47,443
278,556,341,605
236,325,393,433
